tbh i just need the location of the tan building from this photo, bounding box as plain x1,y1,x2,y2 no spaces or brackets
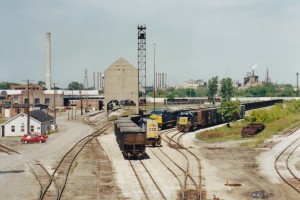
104,57,139,114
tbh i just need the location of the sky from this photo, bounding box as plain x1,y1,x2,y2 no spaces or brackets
1,0,300,88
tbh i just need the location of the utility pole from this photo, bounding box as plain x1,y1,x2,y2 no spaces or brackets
68,94,70,120
27,81,30,133
80,86,83,115
297,72,299,97
53,83,56,120
71,89,74,119
22,79,33,133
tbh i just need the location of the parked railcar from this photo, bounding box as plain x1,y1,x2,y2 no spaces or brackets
115,122,138,144
119,126,146,159
149,109,179,129
241,99,283,111
177,107,222,132
114,118,146,159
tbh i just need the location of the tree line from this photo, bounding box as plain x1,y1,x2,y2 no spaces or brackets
0,80,297,97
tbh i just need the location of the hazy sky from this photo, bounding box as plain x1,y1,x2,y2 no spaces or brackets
1,0,300,88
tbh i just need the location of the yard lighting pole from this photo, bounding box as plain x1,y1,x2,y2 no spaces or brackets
153,41,156,111
297,72,299,97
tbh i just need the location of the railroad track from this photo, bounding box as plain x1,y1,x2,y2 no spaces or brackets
28,162,57,200
159,129,202,200
129,159,166,200
38,123,113,200
275,136,300,194
89,135,118,200
263,124,300,148
0,143,20,155
87,113,106,125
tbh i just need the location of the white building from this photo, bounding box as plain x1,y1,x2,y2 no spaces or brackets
1,110,55,137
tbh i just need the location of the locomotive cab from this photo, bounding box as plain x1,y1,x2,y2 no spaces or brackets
177,111,197,132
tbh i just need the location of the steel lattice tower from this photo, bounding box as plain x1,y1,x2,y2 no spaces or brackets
137,25,146,98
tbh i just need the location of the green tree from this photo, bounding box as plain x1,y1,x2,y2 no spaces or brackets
219,100,241,127
0,82,20,89
207,76,218,105
220,77,234,102
37,81,45,86
195,86,208,97
68,82,83,90
278,84,294,97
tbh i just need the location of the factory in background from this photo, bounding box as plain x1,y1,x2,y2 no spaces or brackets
244,64,260,86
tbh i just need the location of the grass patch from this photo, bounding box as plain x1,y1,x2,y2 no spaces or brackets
70,160,78,174
196,106,300,148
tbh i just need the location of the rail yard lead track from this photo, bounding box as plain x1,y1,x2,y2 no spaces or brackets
161,129,203,200
275,136,300,194
28,161,56,200
0,143,20,155
129,159,167,200
38,123,113,200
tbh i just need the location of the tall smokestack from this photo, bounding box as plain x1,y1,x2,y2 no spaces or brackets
46,32,51,90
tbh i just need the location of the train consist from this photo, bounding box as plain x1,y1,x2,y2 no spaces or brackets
176,105,245,132
114,117,146,159
114,99,283,158
176,107,223,132
156,99,281,133
241,99,283,111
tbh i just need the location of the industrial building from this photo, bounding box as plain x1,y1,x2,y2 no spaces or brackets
104,57,139,114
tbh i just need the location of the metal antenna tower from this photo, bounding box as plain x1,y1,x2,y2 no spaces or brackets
84,68,89,89
137,25,146,101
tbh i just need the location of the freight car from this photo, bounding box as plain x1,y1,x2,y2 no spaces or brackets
241,99,283,111
114,118,146,159
176,107,223,132
177,105,245,132
150,109,180,129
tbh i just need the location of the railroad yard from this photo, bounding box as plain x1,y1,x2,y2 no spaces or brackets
1,110,300,200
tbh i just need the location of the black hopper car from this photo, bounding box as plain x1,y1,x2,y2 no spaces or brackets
114,117,146,159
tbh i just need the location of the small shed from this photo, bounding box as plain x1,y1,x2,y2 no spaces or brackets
2,110,56,137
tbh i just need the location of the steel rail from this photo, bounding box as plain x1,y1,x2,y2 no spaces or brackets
0,143,20,155
90,137,119,200
162,131,200,200
275,136,300,194
128,160,149,200
177,131,202,200
139,160,167,199
40,123,112,200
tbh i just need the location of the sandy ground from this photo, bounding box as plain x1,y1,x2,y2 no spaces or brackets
183,127,300,200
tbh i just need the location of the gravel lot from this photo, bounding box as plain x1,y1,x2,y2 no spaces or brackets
1,111,300,200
